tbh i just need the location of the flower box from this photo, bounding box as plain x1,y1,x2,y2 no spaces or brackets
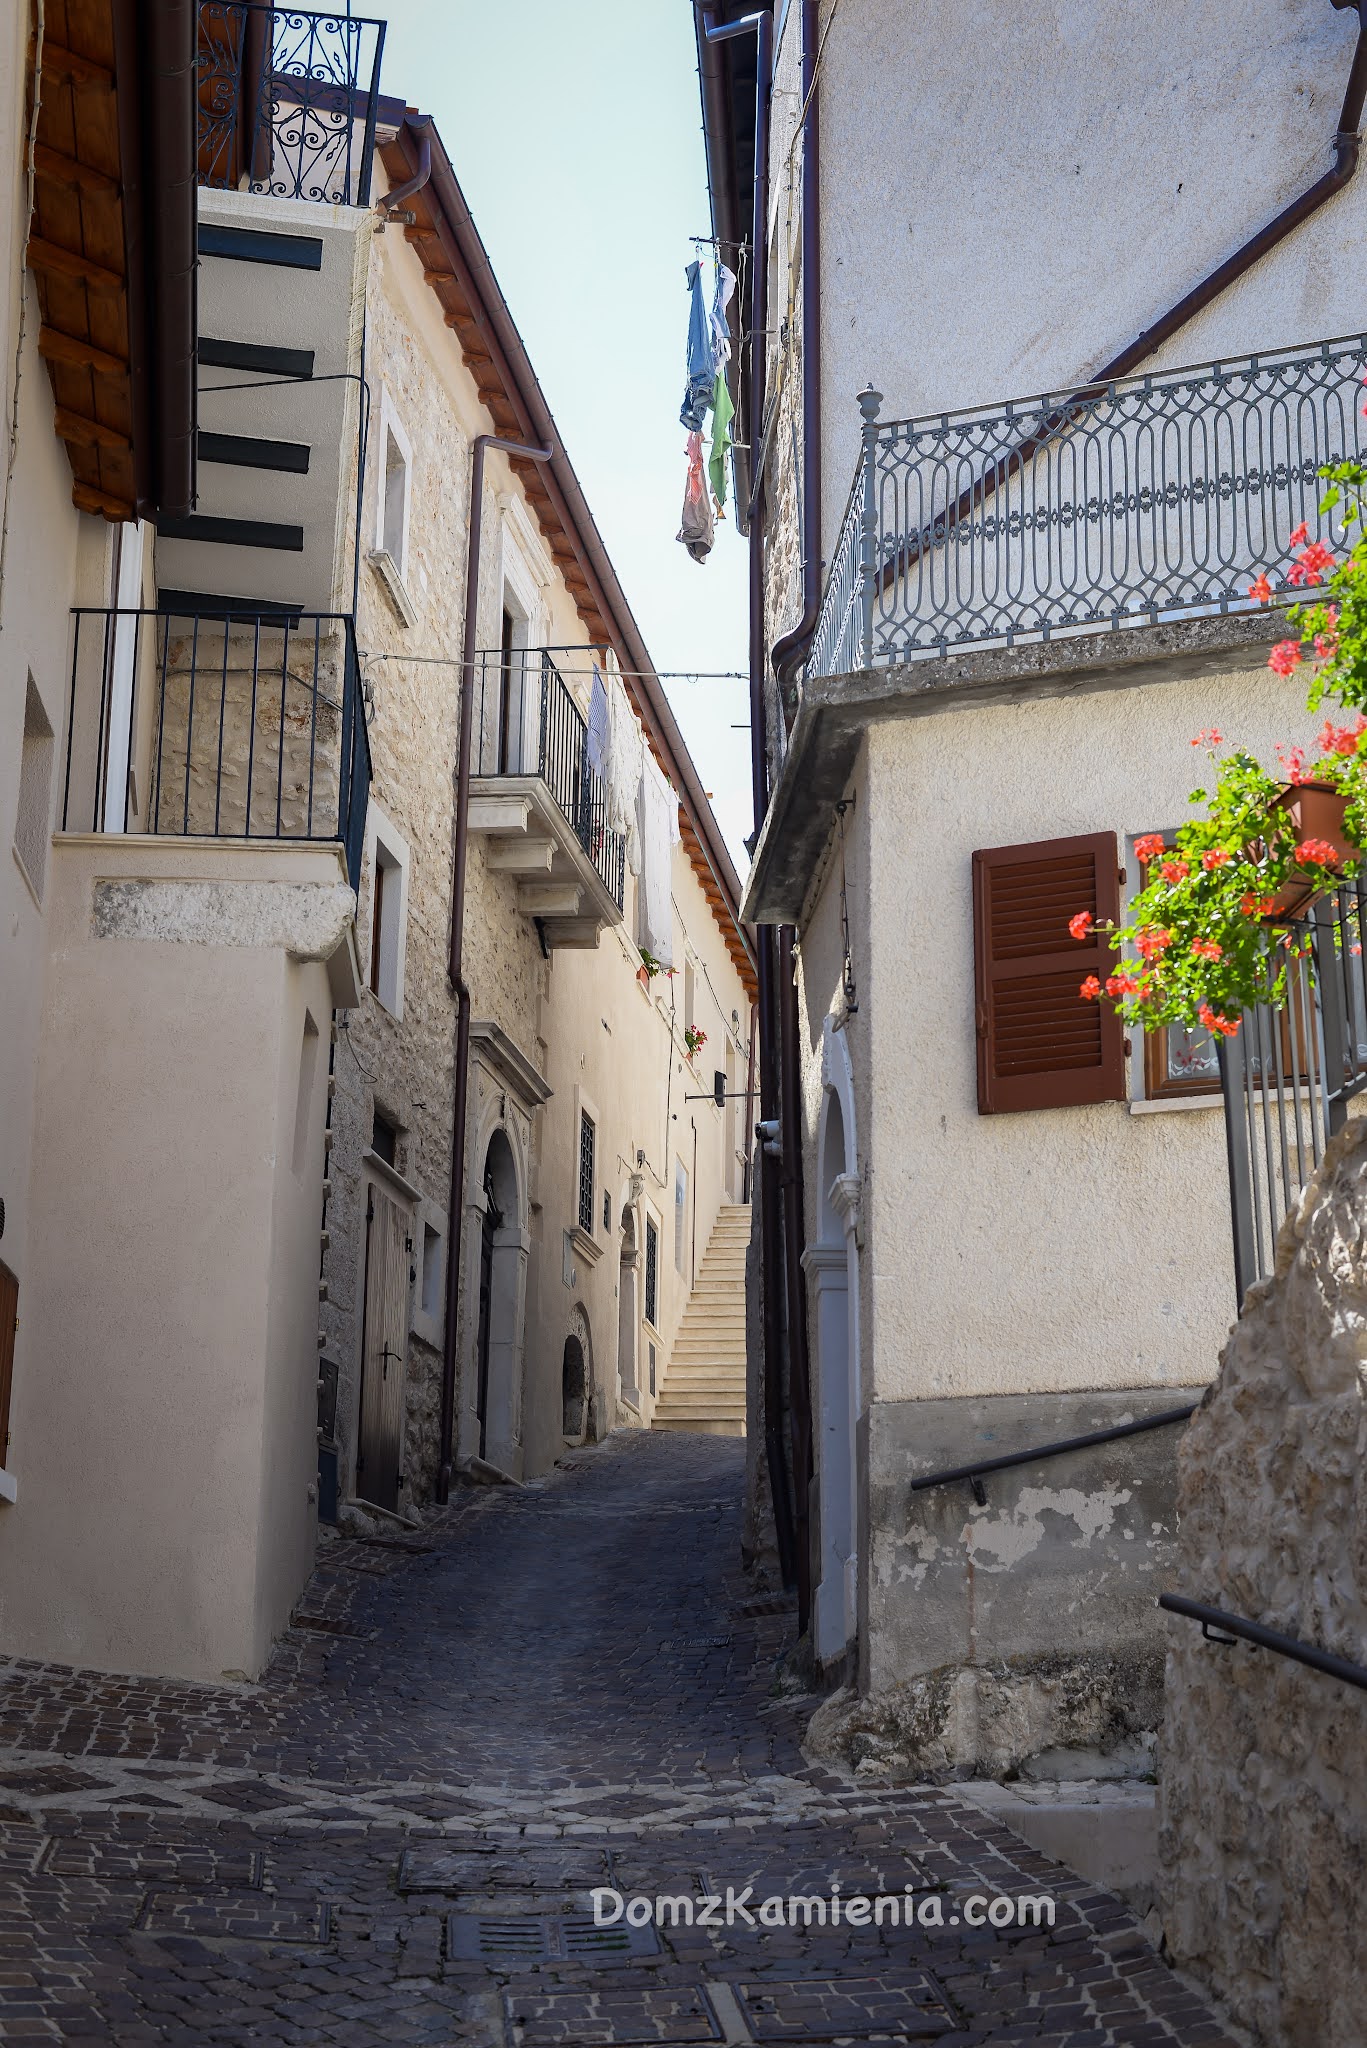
1261,781,1356,921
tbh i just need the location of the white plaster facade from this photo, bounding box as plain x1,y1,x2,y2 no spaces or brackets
724,0,1367,1725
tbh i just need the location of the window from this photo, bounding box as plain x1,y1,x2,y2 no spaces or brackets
291,1010,320,1177
13,676,54,900
674,1158,688,1274
1131,833,1221,1099
602,1188,612,1234
367,817,408,1015
421,1223,443,1318
971,832,1124,1114
644,1216,659,1328
376,400,411,577
684,958,696,1036
371,1109,398,1166
578,1110,596,1235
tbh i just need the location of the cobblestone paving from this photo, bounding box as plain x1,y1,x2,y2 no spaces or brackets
0,1432,1239,2046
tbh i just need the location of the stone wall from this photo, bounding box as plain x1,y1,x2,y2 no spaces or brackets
1160,1118,1367,2048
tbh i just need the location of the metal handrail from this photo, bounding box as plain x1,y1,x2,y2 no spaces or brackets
908,1401,1198,1504
1160,1593,1367,1692
61,606,371,889
807,331,1367,679
196,3,387,209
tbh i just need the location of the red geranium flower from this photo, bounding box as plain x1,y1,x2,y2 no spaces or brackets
1268,640,1302,677
1190,938,1223,961
1247,571,1274,605
1201,848,1230,870
1288,521,1309,549
1287,540,1335,587
1135,926,1171,960
1199,1003,1240,1039
1159,859,1190,885
1079,975,1102,1000
1295,838,1340,868
1068,910,1094,941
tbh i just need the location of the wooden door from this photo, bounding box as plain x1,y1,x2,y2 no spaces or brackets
357,1185,409,1513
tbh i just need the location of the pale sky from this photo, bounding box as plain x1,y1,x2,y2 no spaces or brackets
375,0,753,868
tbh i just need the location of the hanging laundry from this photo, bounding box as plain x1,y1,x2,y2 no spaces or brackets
677,430,714,563
710,261,737,370
709,367,735,516
586,667,610,779
637,755,678,969
605,674,643,874
679,260,715,432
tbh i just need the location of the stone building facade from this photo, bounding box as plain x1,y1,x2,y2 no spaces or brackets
319,112,756,1516
697,0,1367,1758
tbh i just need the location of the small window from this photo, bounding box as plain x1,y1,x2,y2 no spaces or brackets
644,1216,659,1328
421,1223,443,1318
674,1159,688,1274
684,958,696,1035
371,1109,398,1166
382,423,409,575
13,676,54,900
578,1110,596,1235
602,1188,612,1235
367,827,407,1015
0,1259,16,1469
1132,833,1221,1099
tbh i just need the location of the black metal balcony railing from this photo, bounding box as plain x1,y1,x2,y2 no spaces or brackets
1218,878,1367,1307
474,648,626,912
807,334,1367,679
61,608,372,891
197,3,387,208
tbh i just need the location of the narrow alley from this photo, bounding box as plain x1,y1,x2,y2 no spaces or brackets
0,1434,1237,2047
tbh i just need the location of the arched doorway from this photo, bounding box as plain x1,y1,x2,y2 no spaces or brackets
475,1128,524,1470
806,1051,863,1668
562,1334,587,1441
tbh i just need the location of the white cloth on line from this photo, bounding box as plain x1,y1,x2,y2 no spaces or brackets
605,676,643,874
637,754,678,969
586,669,610,779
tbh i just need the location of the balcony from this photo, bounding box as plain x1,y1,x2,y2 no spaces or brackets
196,2,388,209
468,649,627,949
61,607,372,891
807,334,1367,681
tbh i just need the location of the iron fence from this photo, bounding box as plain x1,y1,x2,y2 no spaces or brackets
473,648,626,911
61,607,372,890
197,3,387,207
807,334,1367,679
1219,877,1367,1306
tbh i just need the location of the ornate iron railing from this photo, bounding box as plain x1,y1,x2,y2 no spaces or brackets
1218,877,1367,1306
806,334,1367,678
473,648,626,912
197,3,387,208
61,607,372,890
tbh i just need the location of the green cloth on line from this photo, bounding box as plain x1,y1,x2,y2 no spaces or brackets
708,368,735,513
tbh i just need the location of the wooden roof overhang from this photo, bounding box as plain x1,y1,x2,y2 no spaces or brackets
379,117,758,1001
27,0,196,523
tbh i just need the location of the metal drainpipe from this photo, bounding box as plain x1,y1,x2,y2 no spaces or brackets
770,0,821,702
698,4,798,1590
378,115,432,219
436,430,553,1505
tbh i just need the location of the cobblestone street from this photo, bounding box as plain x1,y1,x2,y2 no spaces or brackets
0,1434,1239,2046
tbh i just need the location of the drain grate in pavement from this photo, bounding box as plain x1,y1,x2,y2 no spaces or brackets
136,1893,332,1943
737,1975,955,2039
289,1612,371,1639
504,1985,717,2045
399,1844,612,1893
449,1910,660,1964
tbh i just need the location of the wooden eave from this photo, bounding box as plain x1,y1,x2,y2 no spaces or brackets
380,130,759,1002
28,0,137,520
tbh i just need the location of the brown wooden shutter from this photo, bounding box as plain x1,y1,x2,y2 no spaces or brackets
0,1261,16,1469
973,832,1124,1114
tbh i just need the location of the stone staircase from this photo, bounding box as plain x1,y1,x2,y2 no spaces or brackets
651,1203,750,1436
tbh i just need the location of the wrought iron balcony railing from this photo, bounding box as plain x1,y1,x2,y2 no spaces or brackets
197,3,387,208
474,648,627,911
1218,877,1367,1307
807,334,1367,680
61,607,372,891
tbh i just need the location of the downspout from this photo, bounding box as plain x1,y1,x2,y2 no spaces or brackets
437,430,553,1505
770,0,821,699
377,114,431,221
698,4,799,1592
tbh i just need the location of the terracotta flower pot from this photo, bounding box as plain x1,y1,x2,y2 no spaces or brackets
636,965,651,989
1262,781,1355,921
